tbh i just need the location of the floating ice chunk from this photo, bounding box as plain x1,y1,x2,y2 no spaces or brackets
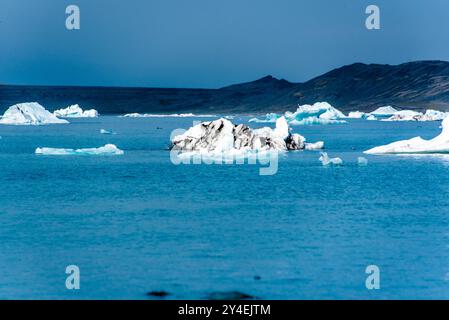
274,116,289,140
366,115,377,121
100,129,115,135
0,102,69,125
121,113,216,118
369,106,398,117
319,152,343,166
421,109,449,121
305,141,325,150
365,116,449,154
35,144,124,156
53,104,98,118
357,157,368,166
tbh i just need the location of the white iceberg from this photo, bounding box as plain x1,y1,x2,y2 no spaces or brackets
319,152,343,166
305,141,325,150
369,106,398,117
0,102,69,125
171,116,324,157
53,104,98,118
249,102,346,125
383,109,449,122
365,116,449,154
348,111,368,119
121,113,216,118
35,144,124,156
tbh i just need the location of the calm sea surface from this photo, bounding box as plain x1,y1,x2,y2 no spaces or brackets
1,116,449,299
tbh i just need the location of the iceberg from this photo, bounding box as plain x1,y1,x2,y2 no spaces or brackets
383,109,449,122
348,111,368,119
35,144,124,156
53,104,99,118
319,152,343,166
171,116,324,157
369,106,398,117
305,141,325,150
0,102,69,125
365,116,449,154
121,113,216,118
249,102,347,125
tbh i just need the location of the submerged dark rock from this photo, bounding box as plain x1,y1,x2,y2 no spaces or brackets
147,291,170,298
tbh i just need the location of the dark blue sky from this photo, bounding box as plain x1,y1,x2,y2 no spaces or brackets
1,0,449,88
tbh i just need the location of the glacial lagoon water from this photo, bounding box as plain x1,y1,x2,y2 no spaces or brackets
1,116,449,299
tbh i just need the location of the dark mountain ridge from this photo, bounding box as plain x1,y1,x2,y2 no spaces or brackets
1,60,449,114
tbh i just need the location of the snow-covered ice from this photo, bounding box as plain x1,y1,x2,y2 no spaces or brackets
35,144,124,156
0,102,69,125
365,116,449,154
319,152,343,166
53,104,98,118
369,106,398,117
383,109,449,122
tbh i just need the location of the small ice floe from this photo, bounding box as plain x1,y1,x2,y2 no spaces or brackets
305,141,325,150
35,144,124,156
171,116,324,158
0,102,69,125
53,104,98,118
319,152,343,166
365,116,449,154
249,102,347,125
357,157,368,166
121,113,216,118
100,129,115,135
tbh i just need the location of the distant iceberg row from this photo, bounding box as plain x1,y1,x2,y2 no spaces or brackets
0,102,99,125
348,106,449,122
249,102,347,125
121,113,216,118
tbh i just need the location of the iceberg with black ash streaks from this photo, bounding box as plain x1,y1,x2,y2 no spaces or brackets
170,116,324,158
0,102,69,125
365,116,449,154
35,144,124,156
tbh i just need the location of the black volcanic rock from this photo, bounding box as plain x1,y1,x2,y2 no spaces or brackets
1,60,449,114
